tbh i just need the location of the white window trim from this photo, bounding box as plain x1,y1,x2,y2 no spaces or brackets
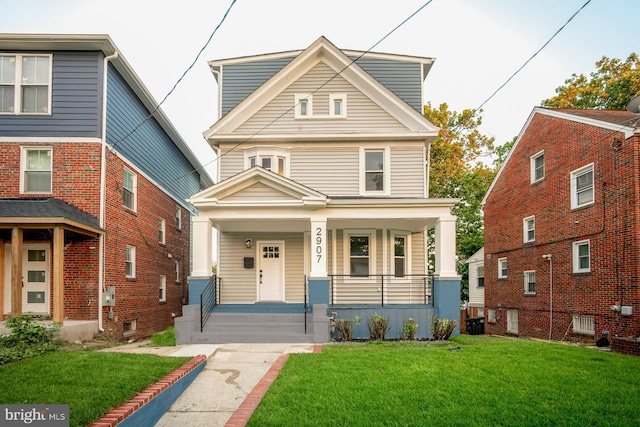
390,230,411,279
159,218,166,244
530,150,544,183
343,229,377,278
159,275,167,302
572,239,591,273
175,205,182,230
294,93,313,118
572,314,595,335
359,147,390,196
175,260,180,283
20,146,52,194
329,93,347,118
477,266,485,287
498,257,507,279
126,245,136,279
243,146,291,177
0,53,53,115
570,163,594,209
523,216,535,243
123,168,137,212
507,310,518,334
524,270,536,295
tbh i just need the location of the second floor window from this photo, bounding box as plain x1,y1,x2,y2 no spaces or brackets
159,275,166,302
159,218,166,244
360,148,389,195
477,267,485,287
530,151,545,183
244,147,290,177
22,147,52,193
123,168,137,211
573,240,590,273
175,205,182,229
571,164,594,209
0,54,52,114
175,260,180,283
125,245,136,278
524,270,536,295
498,258,507,279
523,216,535,243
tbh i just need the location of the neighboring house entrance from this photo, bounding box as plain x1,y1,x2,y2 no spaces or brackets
3,243,50,315
258,241,284,302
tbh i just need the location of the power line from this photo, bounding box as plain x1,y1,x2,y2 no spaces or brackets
111,0,238,150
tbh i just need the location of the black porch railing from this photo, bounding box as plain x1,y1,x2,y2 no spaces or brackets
200,275,220,332
329,274,433,307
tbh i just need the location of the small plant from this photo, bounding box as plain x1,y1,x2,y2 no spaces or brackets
367,313,390,341
429,316,458,341
332,315,362,341
400,317,419,340
0,314,60,364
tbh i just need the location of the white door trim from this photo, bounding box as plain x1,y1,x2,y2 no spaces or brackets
256,240,285,302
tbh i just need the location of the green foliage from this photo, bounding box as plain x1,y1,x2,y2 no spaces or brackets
399,317,419,340
0,314,60,364
542,53,640,109
333,315,361,341
429,316,458,341
150,327,176,346
366,313,390,341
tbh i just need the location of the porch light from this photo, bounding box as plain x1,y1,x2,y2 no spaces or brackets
246,238,252,249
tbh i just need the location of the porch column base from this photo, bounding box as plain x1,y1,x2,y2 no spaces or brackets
312,304,330,343
308,277,329,306
188,276,211,306
433,276,461,336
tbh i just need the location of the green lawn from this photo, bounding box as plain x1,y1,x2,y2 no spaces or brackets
249,336,640,426
0,350,190,427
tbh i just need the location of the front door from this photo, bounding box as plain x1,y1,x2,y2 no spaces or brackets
258,242,284,301
22,245,50,314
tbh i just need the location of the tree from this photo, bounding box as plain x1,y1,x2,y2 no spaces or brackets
424,103,496,301
542,53,640,110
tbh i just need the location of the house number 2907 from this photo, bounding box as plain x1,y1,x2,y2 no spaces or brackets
315,227,322,263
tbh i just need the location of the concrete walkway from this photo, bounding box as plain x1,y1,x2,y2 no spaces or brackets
101,341,317,426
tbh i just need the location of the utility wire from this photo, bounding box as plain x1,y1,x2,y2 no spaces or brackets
111,0,238,149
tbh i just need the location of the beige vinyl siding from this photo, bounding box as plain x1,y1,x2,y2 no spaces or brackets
219,232,304,303
291,146,358,196
236,61,407,134
223,182,299,202
218,145,244,181
390,146,426,197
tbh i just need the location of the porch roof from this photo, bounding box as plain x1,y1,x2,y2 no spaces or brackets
0,198,103,236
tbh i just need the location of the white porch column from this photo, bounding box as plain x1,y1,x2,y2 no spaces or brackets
309,216,327,278
191,217,213,277
434,215,458,278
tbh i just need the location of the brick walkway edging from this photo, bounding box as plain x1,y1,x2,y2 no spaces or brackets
225,344,324,427
88,354,207,427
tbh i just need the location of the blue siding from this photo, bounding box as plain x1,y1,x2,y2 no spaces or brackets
106,64,201,203
352,57,423,112
0,51,102,137
221,58,294,115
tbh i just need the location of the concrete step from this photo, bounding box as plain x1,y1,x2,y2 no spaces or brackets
196,312,313,343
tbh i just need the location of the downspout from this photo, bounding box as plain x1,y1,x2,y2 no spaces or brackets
98,51,118,332
543,254,553,340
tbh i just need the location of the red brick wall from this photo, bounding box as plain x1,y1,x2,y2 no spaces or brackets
484,112,640,341
101,150,190,339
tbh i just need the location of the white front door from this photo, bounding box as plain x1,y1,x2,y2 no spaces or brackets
258,242,284,301
22,244,50,314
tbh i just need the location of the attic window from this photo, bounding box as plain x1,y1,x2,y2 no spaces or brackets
295,94,313,118
329,94,347,118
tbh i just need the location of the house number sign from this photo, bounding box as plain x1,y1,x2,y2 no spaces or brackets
310,220,327,276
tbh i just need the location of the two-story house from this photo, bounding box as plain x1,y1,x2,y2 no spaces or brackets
483,107,640,346
178,37,460,344
0,34,212,341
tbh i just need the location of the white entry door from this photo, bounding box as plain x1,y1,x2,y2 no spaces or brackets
22,244,50,314
258,242,284,302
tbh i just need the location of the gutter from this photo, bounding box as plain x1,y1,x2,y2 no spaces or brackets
98,51,118,332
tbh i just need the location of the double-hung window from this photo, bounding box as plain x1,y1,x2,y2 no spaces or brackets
125,245,136,278
571,164,594,209
498,258,507,279
123,168,136,211
530,151,545,183
573,240,590,273
344,230,376,277
477,267,485,287
524,270,536,295
175,205,182,230
360,148,389,195
159,218,166,244
175,260,180,283
0,54,52,114
159,275,166,302
22,147,52,193
391,232,410,278
523,216,535,243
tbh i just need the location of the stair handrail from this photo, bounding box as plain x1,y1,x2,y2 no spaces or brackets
200,275,219,332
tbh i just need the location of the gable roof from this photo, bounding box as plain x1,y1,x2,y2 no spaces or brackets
188,166,328,209
0,33,213,188
483,107,640,205
203,36,439,143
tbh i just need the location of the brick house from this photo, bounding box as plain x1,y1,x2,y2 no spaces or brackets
483,107,640,343
0,34,212,340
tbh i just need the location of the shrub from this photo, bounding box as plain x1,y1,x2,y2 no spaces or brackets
429,316,458,341
367,313,390,341
0,314,60,364
332,315,361,341
400,317,419,340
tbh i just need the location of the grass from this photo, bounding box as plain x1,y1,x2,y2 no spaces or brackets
150,326,176,346
248,336,640,426
0,350,190,427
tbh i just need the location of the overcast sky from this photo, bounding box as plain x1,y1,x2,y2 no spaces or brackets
2,0,638,181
